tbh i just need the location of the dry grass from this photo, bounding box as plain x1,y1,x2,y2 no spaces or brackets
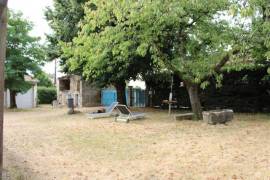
3,106,270,179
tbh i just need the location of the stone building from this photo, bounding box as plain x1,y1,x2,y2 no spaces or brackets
57,75,101,107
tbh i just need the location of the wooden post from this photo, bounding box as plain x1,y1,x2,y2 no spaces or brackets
54,59,57,85
0,0,8,178
128,86,133,107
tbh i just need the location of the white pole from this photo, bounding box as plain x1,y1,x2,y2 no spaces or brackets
168,75,173,115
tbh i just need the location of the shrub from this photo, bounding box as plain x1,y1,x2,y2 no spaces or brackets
37,86,57,104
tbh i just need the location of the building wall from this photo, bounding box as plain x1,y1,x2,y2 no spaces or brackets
4,85,37,109
57,75,81,106
81,81,101,107
57,75,101,107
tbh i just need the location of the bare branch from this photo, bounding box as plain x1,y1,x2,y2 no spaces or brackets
201,49,240,83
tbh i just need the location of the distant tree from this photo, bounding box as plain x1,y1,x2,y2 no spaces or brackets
34,70,53,87
237,0,270,73
5,10,45,108
45,0,87,72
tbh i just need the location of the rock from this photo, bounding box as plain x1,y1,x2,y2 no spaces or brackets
203,109,233,125
174,113,194,120
67,108,75,115
52,100,59,108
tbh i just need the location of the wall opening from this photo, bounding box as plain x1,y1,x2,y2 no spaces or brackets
60,79,70,91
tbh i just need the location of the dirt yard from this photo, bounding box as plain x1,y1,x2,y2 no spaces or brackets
3,106,270,179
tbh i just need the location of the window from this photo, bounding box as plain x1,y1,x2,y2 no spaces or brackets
60,79,70,91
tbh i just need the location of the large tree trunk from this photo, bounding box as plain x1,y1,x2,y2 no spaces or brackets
9,90,17,109
115,81,127,105
0,1,8,177
185,82,203,120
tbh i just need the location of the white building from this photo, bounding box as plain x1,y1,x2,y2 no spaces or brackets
4,75,38,109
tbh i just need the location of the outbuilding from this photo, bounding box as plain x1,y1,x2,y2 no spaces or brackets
4,75,38,109
57,75,101,107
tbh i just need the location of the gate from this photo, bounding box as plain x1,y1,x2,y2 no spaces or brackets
101,88,145,107
133,88,145,107
101,89,117,106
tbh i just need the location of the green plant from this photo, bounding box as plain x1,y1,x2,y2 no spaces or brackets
37,86,57,104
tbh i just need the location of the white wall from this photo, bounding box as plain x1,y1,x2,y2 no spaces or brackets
4,85,37,109
128,80,146,89
4,90,10,108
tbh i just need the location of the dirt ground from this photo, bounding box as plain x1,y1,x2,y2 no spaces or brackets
3,106,270,180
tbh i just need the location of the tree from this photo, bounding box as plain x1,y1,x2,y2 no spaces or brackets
0,0,8,176
45,0,87,72
35,70,54,87
131,0,248,119
72,0,243,119
63,1,251,117
5,10,45,108
62,1,152,104
238,0,270,72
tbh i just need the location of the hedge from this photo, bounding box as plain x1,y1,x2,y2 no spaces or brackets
37,86,57,104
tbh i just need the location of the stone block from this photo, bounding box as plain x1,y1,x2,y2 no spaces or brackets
203,109,233,125
174,113,194,120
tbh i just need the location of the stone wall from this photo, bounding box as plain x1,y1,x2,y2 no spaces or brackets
81,81,101,107
57,75,101,107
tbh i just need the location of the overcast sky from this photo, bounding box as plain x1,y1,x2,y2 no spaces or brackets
8,0,61,76
7,0,145,88
9,0,53,40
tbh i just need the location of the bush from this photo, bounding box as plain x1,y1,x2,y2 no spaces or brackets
37,86,57,104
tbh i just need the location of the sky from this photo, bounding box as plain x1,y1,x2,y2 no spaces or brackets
8,0,62,76
9,0,53,40
8,0,145,88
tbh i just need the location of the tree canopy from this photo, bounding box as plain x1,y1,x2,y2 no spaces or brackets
35,70,54,87
56,0,268,118
62,0,246,118
5,10,45,108
45,0,87,71
62,1,155,104
239,0,270,72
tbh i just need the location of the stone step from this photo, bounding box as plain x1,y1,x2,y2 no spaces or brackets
203,109,233,125
174,113,194,120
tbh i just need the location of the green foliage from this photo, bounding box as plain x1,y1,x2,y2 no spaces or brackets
62,0,152,87
35,71,54,87
5,10,45,94
60,0,251,118
64,0,248,88
130,0,242,84
37,86,57,104
236,0,270,67
45,0,87,71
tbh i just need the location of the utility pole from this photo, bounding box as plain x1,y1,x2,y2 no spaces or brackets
168,74,173,115
0,0,8,178
54,59,57,85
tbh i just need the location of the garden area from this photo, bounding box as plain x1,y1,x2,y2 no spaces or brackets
0,0,270,179
3,106,270,179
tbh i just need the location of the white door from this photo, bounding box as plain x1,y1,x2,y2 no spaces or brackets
16,87,34,109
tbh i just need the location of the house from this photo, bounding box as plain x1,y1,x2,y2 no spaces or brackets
57,75,101,107
4,75,38,109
